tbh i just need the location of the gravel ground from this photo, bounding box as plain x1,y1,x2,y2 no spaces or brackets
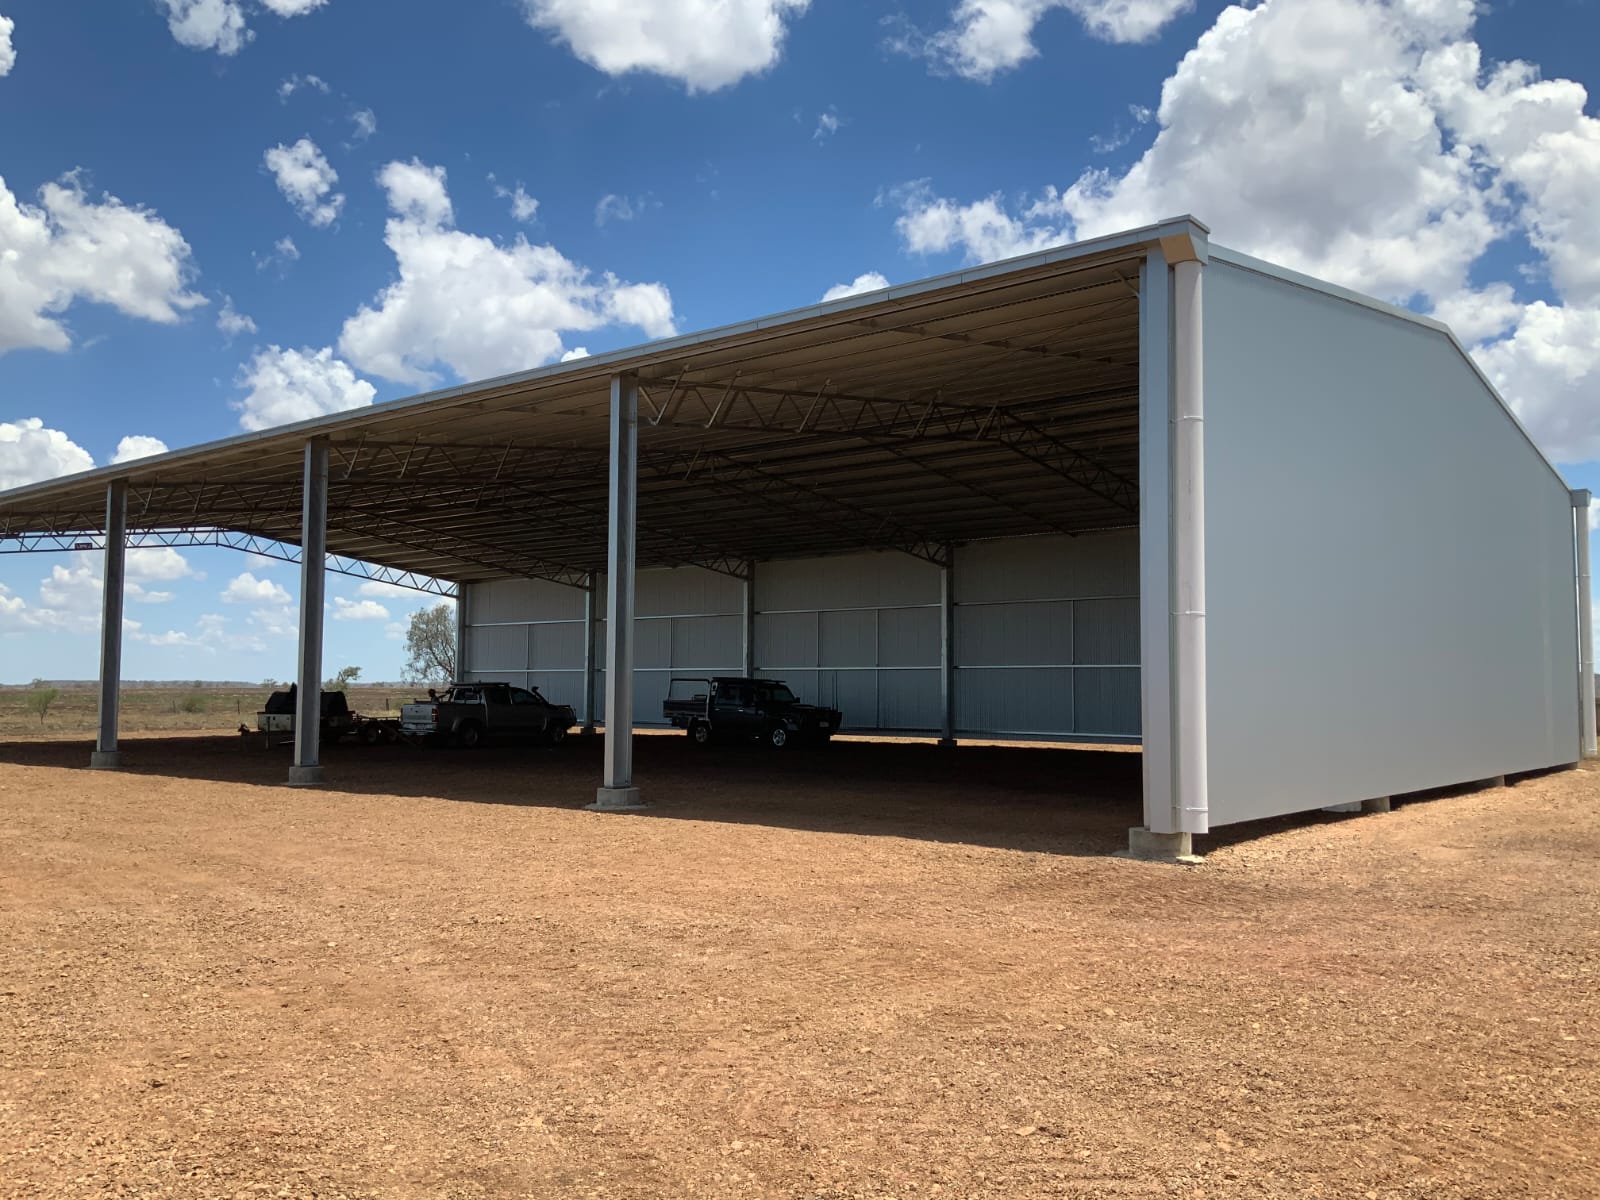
1,734,1596,1199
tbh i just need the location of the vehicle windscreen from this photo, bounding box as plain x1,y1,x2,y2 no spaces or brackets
758,683,797,705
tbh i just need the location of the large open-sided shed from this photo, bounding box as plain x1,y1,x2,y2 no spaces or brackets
1,216,1593,855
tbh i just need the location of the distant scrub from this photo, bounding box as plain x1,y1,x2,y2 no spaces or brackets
180,694,209,714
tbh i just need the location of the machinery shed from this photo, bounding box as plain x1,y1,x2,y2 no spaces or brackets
0,216,1592,856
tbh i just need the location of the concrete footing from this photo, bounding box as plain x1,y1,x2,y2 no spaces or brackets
1362,796,1392,814
88,750,122,771
588,786,647,812
1487,775,1508,788
1125,827,1203,864
937,737,957,748
286,764,325,787
1321,802,1363,813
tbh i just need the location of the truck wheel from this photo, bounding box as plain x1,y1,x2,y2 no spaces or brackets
689,720,713,746
456,722,485,749
361,723,381,745
546,725,567,746
768,725,790,749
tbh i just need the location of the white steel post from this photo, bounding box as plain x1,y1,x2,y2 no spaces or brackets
742,563,756,677
939,554,956,746
1134,246,1176,846
1171,257,1209,837
289,439,329,786
583,573,598,734
453,582,468,684
89,480,128,770
591,374,645,810
1577,490,1596,758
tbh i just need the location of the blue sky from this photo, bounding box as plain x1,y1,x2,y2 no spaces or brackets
1,0,1597,682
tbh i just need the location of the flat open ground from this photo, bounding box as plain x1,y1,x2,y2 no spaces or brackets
2,734,1597,1199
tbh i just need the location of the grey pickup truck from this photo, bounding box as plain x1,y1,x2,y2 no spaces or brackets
663,676,841,748
400,682,576,748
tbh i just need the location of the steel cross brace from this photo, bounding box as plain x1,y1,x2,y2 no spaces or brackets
644,381,1139,516
0,528,458,597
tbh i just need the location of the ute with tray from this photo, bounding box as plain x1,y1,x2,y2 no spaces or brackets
663,676,841,748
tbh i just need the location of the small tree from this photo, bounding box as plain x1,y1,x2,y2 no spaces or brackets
324,665,362,692
404,603,457,685
26,687,59,726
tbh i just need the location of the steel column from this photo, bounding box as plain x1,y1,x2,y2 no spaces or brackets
939,555,956,746
289,439,329,786
742,564,756,677
1171,257,1209,836
583,573,598,734
1137,247,1176,836
1577,490,1596,759
89,481,127,770
591,375,645,809
454,582,468,682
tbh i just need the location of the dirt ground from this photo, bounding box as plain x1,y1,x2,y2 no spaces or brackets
1,733,1596,1199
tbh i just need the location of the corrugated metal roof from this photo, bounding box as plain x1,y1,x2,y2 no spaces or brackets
0,217,1208,585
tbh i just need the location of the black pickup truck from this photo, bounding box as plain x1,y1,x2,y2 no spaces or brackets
663,677,841,748
399,682,576,748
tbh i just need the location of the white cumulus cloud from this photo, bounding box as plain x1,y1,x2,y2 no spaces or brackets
520,0,809,92
0,172,204,355
822,272,890,302
338,159,677,386
111,435,169,464
264,137,344,228
0,418,94,490
496,182,539,223
158,0,325,55
223,571,291,605
217,296,257,337
883,0,1600,464
258,0,327,15
0,14,16,76
127,547,198,582
235,345,376,432
351,107,378,140
896,0,1193,80
159,0,250,55
333,596,389,621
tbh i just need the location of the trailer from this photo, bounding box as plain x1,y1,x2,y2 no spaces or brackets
255,687,401,747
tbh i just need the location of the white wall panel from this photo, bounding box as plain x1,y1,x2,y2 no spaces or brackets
952,531,1140,738
467,535,1144,739
757,551,940,611
958,533,1137,603
1203,257,1581,825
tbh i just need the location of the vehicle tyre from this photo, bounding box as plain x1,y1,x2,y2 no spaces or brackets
546,724,567,746
456,721,485,750
361,722,381,745
689,720,713,747
768,725,790,749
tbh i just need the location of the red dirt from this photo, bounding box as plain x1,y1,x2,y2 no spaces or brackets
1,733,1596,1199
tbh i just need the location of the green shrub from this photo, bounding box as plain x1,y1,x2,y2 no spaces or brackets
180,694,208,714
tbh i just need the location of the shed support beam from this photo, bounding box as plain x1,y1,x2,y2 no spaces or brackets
1136,246,1175,843
1171,255,1209,837
742,564,756,677
89,481,127,771
1577,489,1596,759
289,439,329,787
454,582,468,682
583,573,598,734
590,375,646,811
939,555,956,746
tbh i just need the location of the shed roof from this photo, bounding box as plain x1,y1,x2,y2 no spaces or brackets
0,218,1210,586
